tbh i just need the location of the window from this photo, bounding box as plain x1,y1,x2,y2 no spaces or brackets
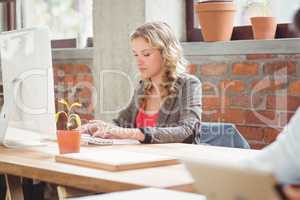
187,0,300,41
21,0,93,48
1,0,93,48
235,0,298,26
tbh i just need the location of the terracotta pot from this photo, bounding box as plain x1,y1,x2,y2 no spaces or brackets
57,130,81,154
251,17,277,40
195,1,236,42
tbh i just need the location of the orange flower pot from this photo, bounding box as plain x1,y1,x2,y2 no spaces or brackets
57,130,81,154
195,1,236,42
251,17,277,40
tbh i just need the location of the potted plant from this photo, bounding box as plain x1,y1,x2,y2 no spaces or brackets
56,99,82,154
246,0,277,39
194,0,236,42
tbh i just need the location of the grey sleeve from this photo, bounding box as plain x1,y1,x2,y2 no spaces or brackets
141,77,202,144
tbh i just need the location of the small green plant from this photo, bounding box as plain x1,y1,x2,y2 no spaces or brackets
55,99,82,130
244,0,271,17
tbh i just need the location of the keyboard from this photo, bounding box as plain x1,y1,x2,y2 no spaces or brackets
81,134,113,145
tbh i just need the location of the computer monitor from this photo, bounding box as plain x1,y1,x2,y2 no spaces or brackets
0,27,56,147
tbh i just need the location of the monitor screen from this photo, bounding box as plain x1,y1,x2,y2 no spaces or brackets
0,27,56,144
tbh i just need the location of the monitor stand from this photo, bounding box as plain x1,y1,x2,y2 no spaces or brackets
0,79,15,143
3,128,46,148
0,106,8,143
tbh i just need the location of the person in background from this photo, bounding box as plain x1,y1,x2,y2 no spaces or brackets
246,107,300,200
80,21,202,143
245,9,300,200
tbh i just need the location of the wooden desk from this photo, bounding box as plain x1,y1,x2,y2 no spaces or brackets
0,130,258,197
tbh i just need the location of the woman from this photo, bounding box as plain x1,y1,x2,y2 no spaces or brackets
80,22,202,143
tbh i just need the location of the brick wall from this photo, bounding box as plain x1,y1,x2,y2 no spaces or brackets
51,49,95,129
186,54,300,149
53,62,95,129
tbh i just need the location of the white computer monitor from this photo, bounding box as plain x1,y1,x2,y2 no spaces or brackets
0,27,56,147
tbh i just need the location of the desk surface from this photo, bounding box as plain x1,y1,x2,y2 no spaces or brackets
0,131,258,193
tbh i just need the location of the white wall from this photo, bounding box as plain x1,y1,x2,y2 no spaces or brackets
145,0,186,41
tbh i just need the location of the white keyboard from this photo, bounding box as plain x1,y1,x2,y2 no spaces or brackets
81,134,113,145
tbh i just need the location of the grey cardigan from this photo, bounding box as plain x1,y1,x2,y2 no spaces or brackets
113,73,202,144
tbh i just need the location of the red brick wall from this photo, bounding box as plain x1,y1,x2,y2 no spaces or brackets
53,63,95,129
187,54,300,149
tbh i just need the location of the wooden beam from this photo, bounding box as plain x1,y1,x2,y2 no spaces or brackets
6,0,16,30
5,175,24,200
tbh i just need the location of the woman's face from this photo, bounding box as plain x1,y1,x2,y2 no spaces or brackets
131,37,164,81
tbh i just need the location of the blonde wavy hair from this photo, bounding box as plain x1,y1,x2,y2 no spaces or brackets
130,21,187,108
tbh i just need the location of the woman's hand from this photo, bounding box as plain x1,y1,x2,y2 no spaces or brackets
79,120,145,141
91,125,137,140
96,127,126,139
79,120,111,137
284,185,300,200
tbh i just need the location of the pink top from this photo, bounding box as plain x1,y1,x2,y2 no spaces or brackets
135,110,159,128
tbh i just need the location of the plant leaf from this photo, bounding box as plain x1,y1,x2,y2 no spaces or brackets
58,99,70,111
69,102,82,112
69,113,82,128
55,111,68,123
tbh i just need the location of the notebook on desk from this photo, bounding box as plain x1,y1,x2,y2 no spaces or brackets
55,149,180,171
